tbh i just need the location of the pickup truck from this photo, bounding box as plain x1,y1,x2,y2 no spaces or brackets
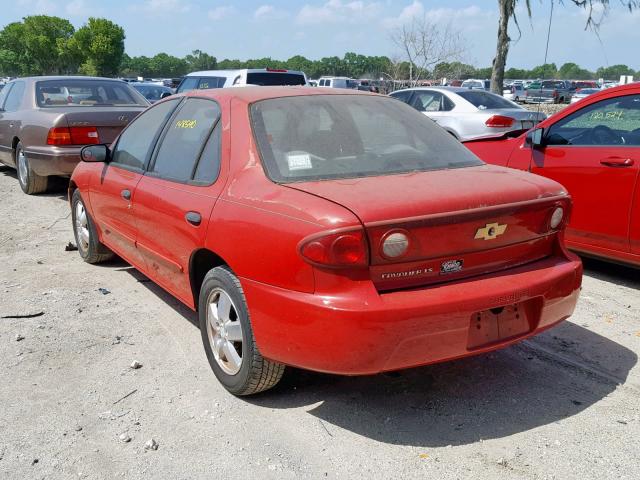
524,80,572,104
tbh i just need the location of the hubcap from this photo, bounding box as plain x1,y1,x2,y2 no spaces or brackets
17,149,28,186
75,201,90,251
206,288,243,375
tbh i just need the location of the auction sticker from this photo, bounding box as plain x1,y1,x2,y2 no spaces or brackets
287,154,313,171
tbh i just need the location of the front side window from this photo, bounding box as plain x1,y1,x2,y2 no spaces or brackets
35,80,147,107
4,81,25,112
251,95,483,183
111,98,180,169
546,94,640,146
150,98,221,182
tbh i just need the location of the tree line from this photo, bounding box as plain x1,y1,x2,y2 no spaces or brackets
0,15,638,82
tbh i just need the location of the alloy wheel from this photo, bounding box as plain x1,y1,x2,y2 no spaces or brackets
17,149,28,187
206,288,244,375
75,201,90,252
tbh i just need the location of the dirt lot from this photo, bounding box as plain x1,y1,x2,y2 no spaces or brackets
0,167,639,480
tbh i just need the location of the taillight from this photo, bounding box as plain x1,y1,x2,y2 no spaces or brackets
70,127,99,144
266,68,288,72
552,89,559,98
547,200,571,232
47,126,99,146
299,228,368,268
485,115,515,128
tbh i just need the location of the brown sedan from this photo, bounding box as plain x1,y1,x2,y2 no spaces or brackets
0,76,150,194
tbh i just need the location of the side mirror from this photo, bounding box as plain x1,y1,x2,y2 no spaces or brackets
160,91,172,99
81,144,110,163
526,128,545,149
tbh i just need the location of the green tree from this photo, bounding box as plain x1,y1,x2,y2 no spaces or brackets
528,63,557,79
22,15,75,74
148,53,188,77
184,50,217,71
505,67,528,79
596,64,635,80
0,22,28,76
558,62,593,79
74,18,125,76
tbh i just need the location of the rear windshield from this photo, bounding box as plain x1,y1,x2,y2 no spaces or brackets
36,80,146,107
177,76,226,93
133,84,172,101
457,90,515,110
251,95,483,183
246,72,306,86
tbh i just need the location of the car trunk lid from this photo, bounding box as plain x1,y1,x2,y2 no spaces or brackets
287,165,569,290
48,107,147,144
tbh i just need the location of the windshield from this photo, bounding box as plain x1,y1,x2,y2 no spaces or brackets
251,95,483,183
457,90,517,110
36,80,147,107
246,72,306,86
133,84,172,101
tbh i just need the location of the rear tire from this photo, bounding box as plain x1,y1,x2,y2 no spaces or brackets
15,142,48,195
71,189,114,264
199,266,285,395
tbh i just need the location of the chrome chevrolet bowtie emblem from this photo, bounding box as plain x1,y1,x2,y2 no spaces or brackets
475,222,507,240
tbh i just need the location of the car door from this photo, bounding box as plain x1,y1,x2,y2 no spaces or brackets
133,97,227,307
89,98,181,266
0,81,25,166
533,93,640,254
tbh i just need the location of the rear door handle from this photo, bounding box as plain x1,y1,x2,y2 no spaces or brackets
600,157,634,167
185,211,201,226
121,189,131,200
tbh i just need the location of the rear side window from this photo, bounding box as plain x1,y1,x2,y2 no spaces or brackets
246,73,306,86
150,98,221,182
111,98,180,170
251,95,483,183
0,83,13,109
457,90,515,110
390,90,413,104
4,81,25,112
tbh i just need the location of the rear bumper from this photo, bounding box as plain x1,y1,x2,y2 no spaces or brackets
241,255,582,375
24,146,82,177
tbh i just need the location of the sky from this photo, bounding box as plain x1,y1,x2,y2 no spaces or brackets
4,0,640,70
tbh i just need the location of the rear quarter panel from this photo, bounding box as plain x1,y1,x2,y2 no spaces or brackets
205,96,362,294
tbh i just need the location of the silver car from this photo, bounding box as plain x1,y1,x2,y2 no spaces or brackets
389,87,546,141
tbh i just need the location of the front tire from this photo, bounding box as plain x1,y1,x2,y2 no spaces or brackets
71,189,114,264
15,142,48,195
199,266,284,395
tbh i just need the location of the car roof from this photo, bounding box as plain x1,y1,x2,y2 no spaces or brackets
185,69,305,77
180,85,376,103
13,76,125,82
133,82,171,87
392,86,486,94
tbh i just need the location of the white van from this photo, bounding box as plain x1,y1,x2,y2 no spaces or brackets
317,77,358,89
176,68,307,93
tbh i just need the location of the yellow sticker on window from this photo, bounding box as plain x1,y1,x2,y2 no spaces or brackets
590,110,624,121
176,119,197,129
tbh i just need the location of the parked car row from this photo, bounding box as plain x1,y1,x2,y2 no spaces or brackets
0,76,585,396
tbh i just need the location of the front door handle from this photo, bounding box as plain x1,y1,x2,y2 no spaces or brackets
185,211,202,226
121,189,131,200
600,157,634,167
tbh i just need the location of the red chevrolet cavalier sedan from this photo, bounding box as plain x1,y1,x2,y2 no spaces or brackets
69,87,582,395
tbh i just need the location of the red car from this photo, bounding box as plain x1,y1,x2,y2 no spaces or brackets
465,83,640,267
70,87,582,395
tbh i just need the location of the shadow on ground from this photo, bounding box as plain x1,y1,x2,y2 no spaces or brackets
581,256,639,290
108,257,637,448
0,168,69,200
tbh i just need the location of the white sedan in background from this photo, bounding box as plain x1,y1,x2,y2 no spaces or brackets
570,88,601,104
389,87,546,141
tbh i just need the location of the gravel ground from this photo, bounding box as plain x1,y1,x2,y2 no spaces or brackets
0,166,639,480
